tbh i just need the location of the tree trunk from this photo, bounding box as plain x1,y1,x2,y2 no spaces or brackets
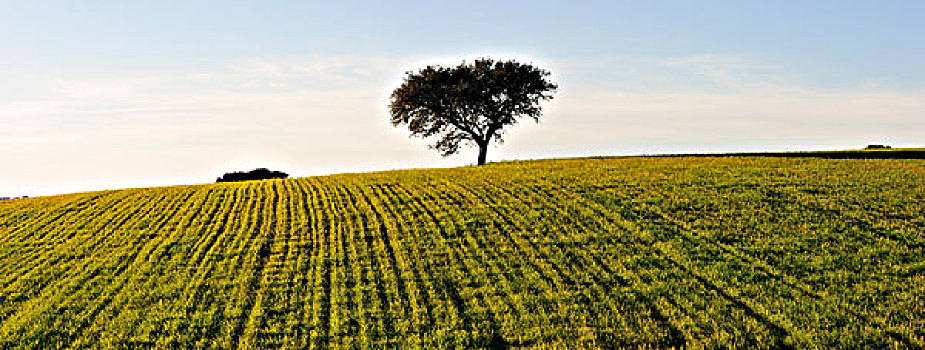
477,144,488,165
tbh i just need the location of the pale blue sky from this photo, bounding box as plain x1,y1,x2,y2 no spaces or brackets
2,1,923,196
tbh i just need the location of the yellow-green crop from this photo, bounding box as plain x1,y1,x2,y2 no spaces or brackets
0,151,922,349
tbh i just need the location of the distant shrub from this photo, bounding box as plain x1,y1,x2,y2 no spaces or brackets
865,144,891,149
216,168,288,183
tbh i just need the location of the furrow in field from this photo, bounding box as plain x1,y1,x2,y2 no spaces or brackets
0,189,175,348
164,184,247,347
411,178,518,347
94,185,227,348
65,191,199,336
0,191,128,289
327,177,372,348
210,183,268,348
63,187,201,348
527,174,796,348
90,186,228,349
350,181,420,344
385,182,475,346
369,183,438,338
626,193,916,348
330,179,393,346
451,173,678,347
438,179,582,343
81,185,218,348
286,178,320,348
206,184,266,348
0,189,151,323
67,187,203,348
1,154,921,349
512,176,718,330
258,179,308,348
478,170,762,346
386,182,477,336
229,181,284,349
0,192,108,247
243,180,300,349
298,178,335,349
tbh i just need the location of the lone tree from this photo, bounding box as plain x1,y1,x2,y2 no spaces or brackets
389,58,557,165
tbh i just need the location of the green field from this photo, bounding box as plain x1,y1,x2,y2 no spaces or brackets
1,151,923,349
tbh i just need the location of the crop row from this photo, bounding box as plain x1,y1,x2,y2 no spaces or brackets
0,155,922,348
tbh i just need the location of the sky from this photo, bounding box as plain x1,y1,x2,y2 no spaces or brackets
2,1,923,196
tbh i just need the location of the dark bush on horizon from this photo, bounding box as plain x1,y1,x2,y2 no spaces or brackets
216,168,288,183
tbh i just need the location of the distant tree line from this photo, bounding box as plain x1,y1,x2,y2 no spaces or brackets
216,168,288,183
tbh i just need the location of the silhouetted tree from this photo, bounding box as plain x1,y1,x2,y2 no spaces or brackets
389,58,557,165
216,168,288,183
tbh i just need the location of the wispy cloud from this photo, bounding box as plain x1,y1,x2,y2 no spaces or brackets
501,53,925,157
663,53,791,90
1,53,923,196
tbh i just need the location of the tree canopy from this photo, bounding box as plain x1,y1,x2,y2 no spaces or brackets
389,58,557,165
216,168,288,183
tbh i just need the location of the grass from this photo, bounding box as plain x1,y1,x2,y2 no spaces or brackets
0,150,922,349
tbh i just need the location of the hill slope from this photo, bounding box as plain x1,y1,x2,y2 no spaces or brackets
1,152,923,349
